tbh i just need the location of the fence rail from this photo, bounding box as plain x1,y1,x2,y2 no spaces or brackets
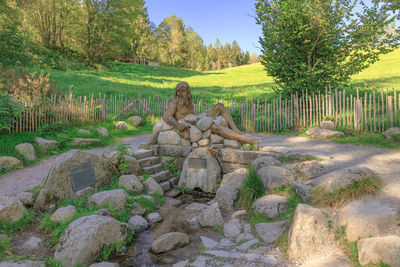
7,88,400,134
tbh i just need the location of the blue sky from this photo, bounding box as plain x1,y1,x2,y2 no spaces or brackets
145,0,262,54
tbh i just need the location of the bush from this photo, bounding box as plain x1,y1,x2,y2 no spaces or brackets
0,92,22,133
236,166,265,209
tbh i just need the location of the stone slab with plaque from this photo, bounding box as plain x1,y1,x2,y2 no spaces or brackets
188,158,207,169
70,162,96,192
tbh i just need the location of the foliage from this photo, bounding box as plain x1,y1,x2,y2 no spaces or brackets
242,144,258,151
236,166,266,209
0,211,37,235
0,234,11,259
255,0,399,95
0,92,22,133
311,177,381,207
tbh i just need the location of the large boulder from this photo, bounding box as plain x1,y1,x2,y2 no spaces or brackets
320,121,336,130
252,195,287,219
50,205,76,223
338,199,398,242
128,116,144,127
357,235,400,266
150,232,190,254
157,130,181,145
287,204,329,260
35,137,59,151
305,127,344,139
257,166,296,190
123,155,141,175
118,175,143,193
35,150,116,210
114,121,127,130
179,148,221,193
295,160,327,180
0,156,21,169
54,215,130,267
0,195,25,222
310,167,376,192
198,203,224,227
96,127,109,137
383,127,400,141
220,168,248,190
143,177,164,196
251,156,281,171
15,143,36,161
196,117,213,131
88,189,127,209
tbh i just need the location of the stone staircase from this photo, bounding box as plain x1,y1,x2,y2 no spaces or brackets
133,149,177,193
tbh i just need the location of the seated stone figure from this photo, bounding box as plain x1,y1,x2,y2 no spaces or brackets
147,82,258,145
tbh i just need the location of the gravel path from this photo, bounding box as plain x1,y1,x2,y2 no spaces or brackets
1,133,400,204
0,134,150,196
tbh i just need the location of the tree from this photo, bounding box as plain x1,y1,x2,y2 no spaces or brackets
255,0,399,95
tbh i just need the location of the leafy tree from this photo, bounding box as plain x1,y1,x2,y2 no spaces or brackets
255,0,400,95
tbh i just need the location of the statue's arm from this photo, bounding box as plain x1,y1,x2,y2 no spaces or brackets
163,100,188,131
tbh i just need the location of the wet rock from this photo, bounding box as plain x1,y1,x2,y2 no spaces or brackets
198,203,224,227
96,127,109,137
0,195,25,222
223,219,242,239
88,189,127,209
147,212,163,223
143,177,164,195
158,130,181,145
251,156,281,171
22,237,42,250
224,139,241,149
287,204,329,260
190,126,202,142
295,160,327,180
71,138,101,146
338,199,398,242
293,181,313,202
78,129,91,134
128,116,144,127
123,155,141,175
255,221,286,243
320,121,336,130
0,261,46,267
103,150,121,166
252,194,287,219
118,175,143,193
310,167,376,192
128,215,148,232
305,127,344,139
0,156,21,169
35,137,59,151
150,232,190,254
114,121,127,130
357,235,400,266
257,166,296,190
179,148,221,193
15,143,36,161
51,205,76,223
16,192,34,206
196,117,213,131
54,215,129,267
220,168,248,190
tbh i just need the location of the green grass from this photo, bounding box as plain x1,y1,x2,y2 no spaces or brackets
236,166,266,209
36,48,400,103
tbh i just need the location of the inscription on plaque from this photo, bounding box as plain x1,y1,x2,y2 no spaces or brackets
188,158,207,169
70,162,96,192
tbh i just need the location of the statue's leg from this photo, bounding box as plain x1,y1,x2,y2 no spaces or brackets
208,103,241,134
211,124,258,145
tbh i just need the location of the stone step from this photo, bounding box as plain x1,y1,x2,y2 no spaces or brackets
132,149,153,160
152,170,171,182
138,156,160,167
143,163,163,175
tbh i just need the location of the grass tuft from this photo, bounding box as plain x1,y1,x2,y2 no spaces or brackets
236,166,265,209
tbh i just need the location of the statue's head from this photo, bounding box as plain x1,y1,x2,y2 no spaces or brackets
174,81,192,107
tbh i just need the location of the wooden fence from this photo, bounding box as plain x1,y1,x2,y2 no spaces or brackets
7,88,400,134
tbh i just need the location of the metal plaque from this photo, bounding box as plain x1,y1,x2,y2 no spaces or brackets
70,162,96,192
188,158,207,169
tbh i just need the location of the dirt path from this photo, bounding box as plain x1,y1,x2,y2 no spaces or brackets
2,133,400,205
0,134,151,196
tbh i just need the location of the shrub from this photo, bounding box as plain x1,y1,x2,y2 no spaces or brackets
236,166,265,209
0,92,22,133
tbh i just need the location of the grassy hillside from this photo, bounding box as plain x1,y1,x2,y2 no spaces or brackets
44,48,400,102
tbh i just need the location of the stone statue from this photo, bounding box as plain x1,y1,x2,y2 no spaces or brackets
148,82,258,145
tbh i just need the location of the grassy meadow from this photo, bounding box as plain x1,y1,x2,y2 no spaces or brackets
41,48,400,103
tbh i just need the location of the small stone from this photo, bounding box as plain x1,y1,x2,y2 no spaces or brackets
51,205,76,223
214,116,228,127
123,155,141,175
172,260,189,267
128,116,144,127
252,194,287,219
15,143,36,161
196,117,214,131
22,237,42,250
128,215,148,232
231,210,248,220
243,223,251,233
201,236,218,249
183,114,199,124
190,126,202,142
115,121,127,130
237,239,259,251
71,138,101,146
198,203,224,227
224,139,241,149
118,175,143,193
185,202,209,211
181,138,191,147
131,202,146,216
257,166,296,190
259,146,291,154
96,127,109,137
16,192,34,206
143,177,164,196
210,134,224,144
218,238,234,248
383,127,400,141
251,156,281,171
293,181,313,202
236,233,254,243
192,142,198,148
216,187,238,212
147,212,163,223
296,161,327,180
203,130,211,139
0,195,25,222
150,232,190,254
165,197,182,207
88,189,128,209
103,150,121,166
78,129,91,134
35,137,59,151
90,262,120,267
223,219,242,239
0,261,46,267
198,138,210,146
158,130,181,145
0,156,21,169
255,221,286,243
306,127,344,139
320,121,336,130
95,208,113,217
